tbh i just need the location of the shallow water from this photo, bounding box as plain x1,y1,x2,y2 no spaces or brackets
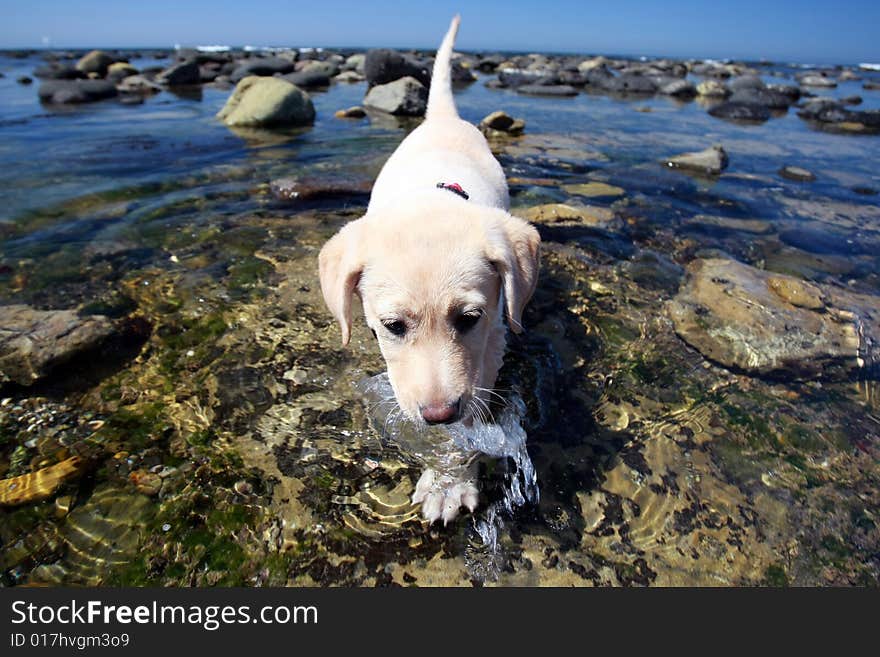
1,52,879,586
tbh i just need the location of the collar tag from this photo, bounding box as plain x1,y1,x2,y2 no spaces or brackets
436,182,469,200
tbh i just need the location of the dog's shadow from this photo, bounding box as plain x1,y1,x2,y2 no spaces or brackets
492,244,640,552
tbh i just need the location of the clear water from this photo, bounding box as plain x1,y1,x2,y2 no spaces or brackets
1,50,879,587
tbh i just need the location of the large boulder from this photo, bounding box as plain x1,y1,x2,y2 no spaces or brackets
217,76,315,127
0,305,115,386
75,50,114,77
38,78,118,104
363,76,427,116
668,258,880,381
364,49,431,87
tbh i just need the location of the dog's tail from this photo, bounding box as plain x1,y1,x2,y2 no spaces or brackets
426,14,461,121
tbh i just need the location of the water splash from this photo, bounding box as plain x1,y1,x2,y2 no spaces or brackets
357,373,539,578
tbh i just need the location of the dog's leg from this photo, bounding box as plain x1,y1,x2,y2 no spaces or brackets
412,466,479,525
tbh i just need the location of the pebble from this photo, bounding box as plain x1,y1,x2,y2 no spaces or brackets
778,166,816,182
233,480,253,495
334,106,366,119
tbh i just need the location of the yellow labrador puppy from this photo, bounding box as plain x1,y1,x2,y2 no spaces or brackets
319,16,540,523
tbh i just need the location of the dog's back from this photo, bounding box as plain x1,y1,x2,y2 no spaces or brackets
368,16,510,212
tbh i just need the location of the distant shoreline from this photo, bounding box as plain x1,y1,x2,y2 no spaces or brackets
0,46,872,70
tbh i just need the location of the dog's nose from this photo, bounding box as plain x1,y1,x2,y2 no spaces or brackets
420,399,461,425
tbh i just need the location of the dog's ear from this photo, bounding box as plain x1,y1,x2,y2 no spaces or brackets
318,219,366,345
485,213,541,333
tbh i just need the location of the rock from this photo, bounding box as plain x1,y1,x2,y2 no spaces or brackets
562,182,625,198
778,227,874,256
668,258,880,380
516,203,614,227
229,57,296,83
659,79,696,97
729,75,765,91
106,62,138,81
364,49,431,88
33,64,84,80
451,60,476,84
333,70,364,83
863,81,880,90
708,101,771,122
269,176,371,202
281,69,331,89
517,84,578,96
16,76,33,85
664,145,729,175
334,106,366,119
116,75,161,95
684,215,773,235
796,101,880,132
363,76,427,116
799,74,837,88
497,68,558,88
841,95,863,106
0,306,115,385
129,469,162,496
601,74,658,94
477,54,505,72
343,53,366,74
696,80,730,97
578,56,608,72
75,50,114,76
217,76,315,127
729,87,794,109
38,78,118,104
478,110,525,135
778,166,816,182
156,59,200,86
299,60,339,78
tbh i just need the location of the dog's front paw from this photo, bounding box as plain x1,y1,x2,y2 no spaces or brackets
411,469,479,525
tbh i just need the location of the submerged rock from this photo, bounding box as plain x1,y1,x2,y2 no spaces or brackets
0,305,115,385
779,166,816,182
217,76,315,127
664,144,729,175
363,76,427,116
269,176,371,202
516,202,614,227
668,258,880,380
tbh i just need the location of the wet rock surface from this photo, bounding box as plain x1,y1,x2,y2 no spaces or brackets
0,306,115,385
669,258,879,380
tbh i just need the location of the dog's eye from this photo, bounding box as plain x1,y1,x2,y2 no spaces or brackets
454,311,482,334
382,320,407,337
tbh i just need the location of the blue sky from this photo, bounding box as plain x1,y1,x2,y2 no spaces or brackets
1,0,878,64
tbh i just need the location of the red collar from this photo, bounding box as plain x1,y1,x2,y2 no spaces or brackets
436,182,469,200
